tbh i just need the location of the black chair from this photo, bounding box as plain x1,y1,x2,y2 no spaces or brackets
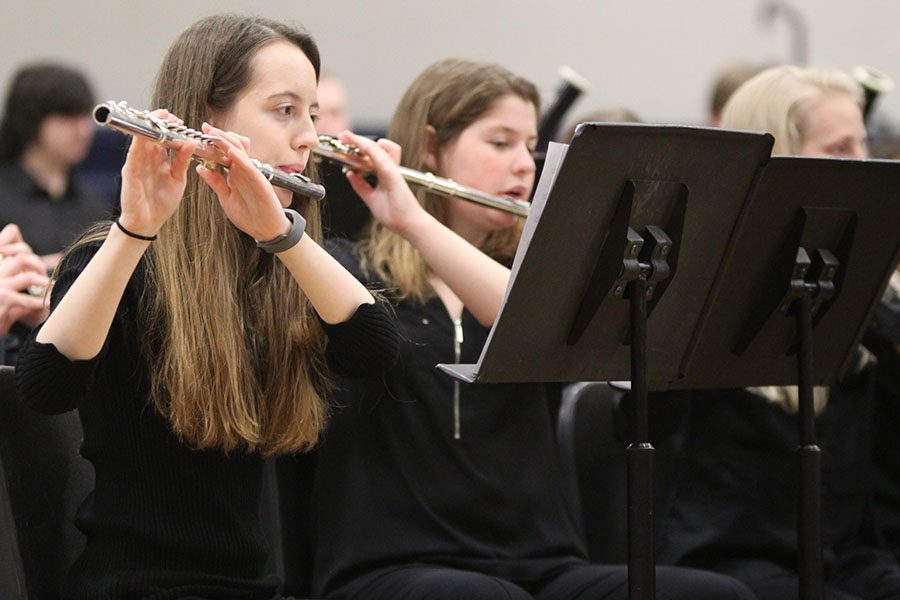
0,365,93,599
557,382,630,563
557,382,688,564
0,456,28,599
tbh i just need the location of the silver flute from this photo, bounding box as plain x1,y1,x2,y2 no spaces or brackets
314,135,530,217
93,101,326,201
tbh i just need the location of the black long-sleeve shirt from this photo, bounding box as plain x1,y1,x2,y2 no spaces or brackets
0,161,111,256
16,239,399,599
307,239,586,597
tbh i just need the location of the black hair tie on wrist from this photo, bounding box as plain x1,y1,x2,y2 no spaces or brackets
115,219,158,241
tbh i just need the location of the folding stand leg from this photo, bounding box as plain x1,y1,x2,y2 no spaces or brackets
627,277,656,600
795,293,824,600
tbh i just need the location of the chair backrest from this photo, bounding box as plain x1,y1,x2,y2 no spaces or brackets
557,382,689,564
0,365,93,599
557,382,630,563
0,455,28,599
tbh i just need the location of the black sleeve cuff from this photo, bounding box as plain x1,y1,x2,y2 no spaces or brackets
321,300,399,378
15,335,99,414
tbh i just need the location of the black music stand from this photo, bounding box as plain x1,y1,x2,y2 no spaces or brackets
439,122,774,600
672,156,900,600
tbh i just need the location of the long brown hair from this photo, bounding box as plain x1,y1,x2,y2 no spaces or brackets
81,15,329,454
361,58,539,301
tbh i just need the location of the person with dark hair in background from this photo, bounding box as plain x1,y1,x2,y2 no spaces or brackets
0,63,109,268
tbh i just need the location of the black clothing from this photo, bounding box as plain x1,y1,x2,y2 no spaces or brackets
307,240,756,600
319,160,369,241
869,274,900,560
346,563,756,600
311,240,585,597
659,381,900,600
0,161,110,256
1,321,32,366
0,161,104,366
15,240,399,599
709,554,900,600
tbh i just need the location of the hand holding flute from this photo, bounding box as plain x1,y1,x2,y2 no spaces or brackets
117,109,197,239
336,131,433,238
316,134,530,217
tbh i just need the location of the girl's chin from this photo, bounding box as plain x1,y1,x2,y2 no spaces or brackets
486,211,520,230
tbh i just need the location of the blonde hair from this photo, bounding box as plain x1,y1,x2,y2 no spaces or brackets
749,386,829,415
361,58,539,301
721,65,863,155
72,15,329,454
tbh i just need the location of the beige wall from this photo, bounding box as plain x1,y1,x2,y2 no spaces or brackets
1,0,897,128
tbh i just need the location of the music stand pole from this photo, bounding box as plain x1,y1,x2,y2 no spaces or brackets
608,224,672,600
796,289,824,600
628,276,655,600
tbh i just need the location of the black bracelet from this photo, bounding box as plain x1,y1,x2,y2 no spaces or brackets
115,218,158,241
255,209,306,253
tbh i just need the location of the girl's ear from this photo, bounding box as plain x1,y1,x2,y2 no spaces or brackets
423,125,438,171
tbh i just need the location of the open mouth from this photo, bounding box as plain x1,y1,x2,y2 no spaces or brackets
501,186,527,200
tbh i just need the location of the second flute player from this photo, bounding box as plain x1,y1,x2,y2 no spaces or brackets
289,58,757,600
15,14,399,599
